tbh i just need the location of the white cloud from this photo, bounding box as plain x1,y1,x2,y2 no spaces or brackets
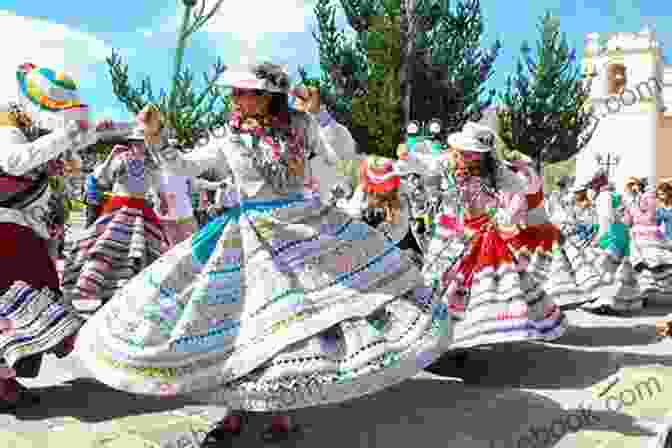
0,10,111,103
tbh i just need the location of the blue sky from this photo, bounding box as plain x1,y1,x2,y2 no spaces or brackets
1,0,670,122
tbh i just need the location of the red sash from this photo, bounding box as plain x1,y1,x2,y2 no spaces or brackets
100,196,161,226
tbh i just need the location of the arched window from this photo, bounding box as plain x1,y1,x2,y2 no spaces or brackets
607,63,627,94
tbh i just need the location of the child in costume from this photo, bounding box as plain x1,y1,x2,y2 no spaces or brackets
337,155,421,265
73,62,452,443
421,122,567,349
0,63,112,408
657,180,672,241
623,180,672,299
503,160,583,307
557,183,607,301
394,120,451,257
157,169,222,248
62,105,170,313
580,176,641,313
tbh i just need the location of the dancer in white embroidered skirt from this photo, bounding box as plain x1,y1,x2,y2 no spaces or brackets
74,62,452,443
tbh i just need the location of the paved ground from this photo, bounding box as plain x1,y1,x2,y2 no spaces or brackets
3,212,672,447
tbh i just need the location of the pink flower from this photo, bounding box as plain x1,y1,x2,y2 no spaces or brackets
159,383,178,396
438,213,464,234
0,319,16,337
304,176,320,192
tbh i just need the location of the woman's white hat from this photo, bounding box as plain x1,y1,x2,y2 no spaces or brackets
447,121,497,153
217,63,290,94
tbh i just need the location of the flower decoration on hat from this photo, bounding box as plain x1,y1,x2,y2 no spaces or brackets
360,155,400,194
218,62,290,94
447,121,497,153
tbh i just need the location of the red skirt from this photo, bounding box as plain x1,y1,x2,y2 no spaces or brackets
452,215,561,289
0,223,59,292
100,195,161,226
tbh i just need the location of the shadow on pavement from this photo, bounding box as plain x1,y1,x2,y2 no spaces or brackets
552,324,659,347
0,375,664,447
8,378,202,421
424,343,672,389
628,302,672,317
211,379,658,448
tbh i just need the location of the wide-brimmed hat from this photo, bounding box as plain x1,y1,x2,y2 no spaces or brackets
14,63,88,130
447,121,496,153
217,62,290,94
361,156,400,193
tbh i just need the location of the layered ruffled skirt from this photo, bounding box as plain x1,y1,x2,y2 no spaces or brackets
74,194,451,411
423,214,567,349
62,196,169,313
629,224,672,297
0,281,83,370
564,223,642,312
0,223,82,377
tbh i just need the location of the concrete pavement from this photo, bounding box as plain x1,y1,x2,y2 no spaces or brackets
4,212,672,447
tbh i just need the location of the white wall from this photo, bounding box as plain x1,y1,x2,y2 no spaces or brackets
577,110,657,190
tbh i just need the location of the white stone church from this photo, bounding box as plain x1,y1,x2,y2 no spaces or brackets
575,27,672,190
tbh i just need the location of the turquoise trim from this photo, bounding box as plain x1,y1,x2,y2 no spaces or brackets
191,194,310,266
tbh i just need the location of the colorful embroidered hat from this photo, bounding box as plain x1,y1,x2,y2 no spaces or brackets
14,63,88,130
447,121,496,153
361,156,400,193
218,62,290,94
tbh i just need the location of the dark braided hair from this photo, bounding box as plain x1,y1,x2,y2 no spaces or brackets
479,151,498,192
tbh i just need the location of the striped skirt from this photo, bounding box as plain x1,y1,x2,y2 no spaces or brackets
563,224,642,312
0,223,79,377
62,197,168,313
425,214,567,349
74,194,451,411
630,225,672,298
0,281,83,369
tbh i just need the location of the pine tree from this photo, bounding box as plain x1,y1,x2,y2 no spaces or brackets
306,0,500,156
497,12,597,172
106,0,230,148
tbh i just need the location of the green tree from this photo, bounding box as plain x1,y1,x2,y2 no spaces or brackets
351,13,402,158
306,0,500,156
106,0,230,148
498,12,597,172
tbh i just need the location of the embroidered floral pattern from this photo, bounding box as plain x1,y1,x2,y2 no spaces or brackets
228,111,306,192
